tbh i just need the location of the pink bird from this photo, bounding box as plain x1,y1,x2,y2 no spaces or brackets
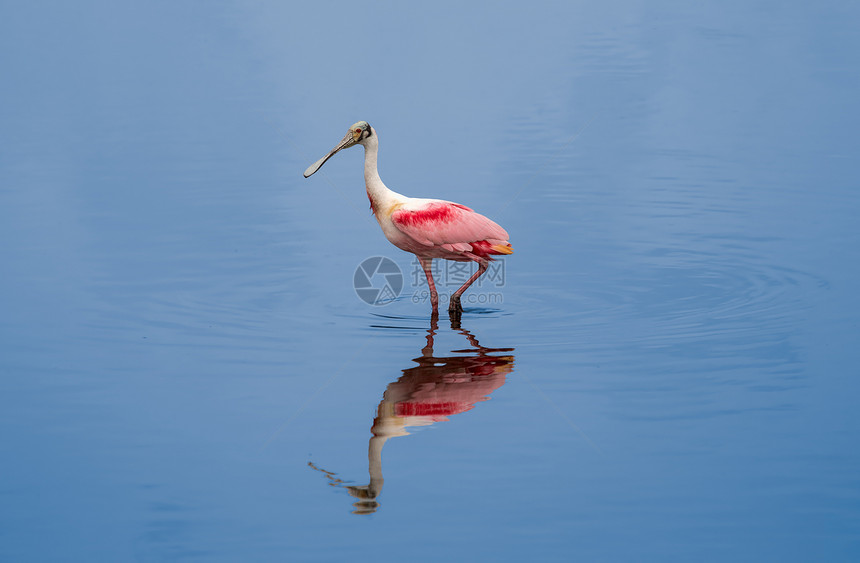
303,121,513,315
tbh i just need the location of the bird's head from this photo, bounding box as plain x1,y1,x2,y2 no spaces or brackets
303,121,374,178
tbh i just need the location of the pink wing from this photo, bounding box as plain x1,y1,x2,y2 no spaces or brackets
391,201,510,253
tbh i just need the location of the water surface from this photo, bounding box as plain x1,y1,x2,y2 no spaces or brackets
1,1,859,561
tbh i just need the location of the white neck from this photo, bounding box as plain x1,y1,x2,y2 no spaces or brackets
362,130,401,213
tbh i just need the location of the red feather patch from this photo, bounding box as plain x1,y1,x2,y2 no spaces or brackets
394,202,471,227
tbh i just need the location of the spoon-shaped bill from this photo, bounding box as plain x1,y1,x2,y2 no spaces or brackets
303,132,356,178
303,154,332,178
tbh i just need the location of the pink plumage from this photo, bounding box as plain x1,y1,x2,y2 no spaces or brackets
391,201,512,261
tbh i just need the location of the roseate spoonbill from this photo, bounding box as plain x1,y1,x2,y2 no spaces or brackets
303,121,513,314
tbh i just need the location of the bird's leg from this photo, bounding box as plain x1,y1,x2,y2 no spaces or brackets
449,260,489,313
422,313,439,356
419,258,439,312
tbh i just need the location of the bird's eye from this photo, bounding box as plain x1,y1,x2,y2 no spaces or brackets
355,128,361,133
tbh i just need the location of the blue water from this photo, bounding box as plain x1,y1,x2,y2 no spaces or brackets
2,2,859,561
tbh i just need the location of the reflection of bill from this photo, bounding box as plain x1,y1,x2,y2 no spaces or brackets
310,318,514,515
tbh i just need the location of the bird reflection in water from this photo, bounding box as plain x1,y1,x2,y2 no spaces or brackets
309,316,514,514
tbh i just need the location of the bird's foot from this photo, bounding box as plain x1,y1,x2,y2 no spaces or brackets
448,307,462,325
448,295,463,314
